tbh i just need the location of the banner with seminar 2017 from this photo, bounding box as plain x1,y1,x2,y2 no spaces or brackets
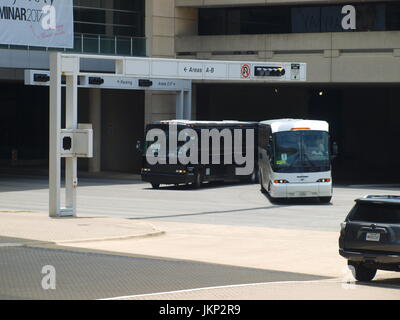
0,0,73,48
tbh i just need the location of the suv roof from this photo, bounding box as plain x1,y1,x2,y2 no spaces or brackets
355,195,400,205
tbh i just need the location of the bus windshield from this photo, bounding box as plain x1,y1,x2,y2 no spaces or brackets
273,130,330,173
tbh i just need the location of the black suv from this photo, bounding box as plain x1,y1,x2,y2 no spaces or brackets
339,195,400,281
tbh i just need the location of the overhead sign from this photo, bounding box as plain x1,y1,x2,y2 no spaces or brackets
24,70,193,92
123,57,307,82
25,55,307,85
0,0,74,48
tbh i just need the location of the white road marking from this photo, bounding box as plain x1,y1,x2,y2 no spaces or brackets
0,243,24,247
99,278,339,300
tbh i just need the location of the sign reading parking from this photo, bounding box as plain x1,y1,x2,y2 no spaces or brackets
0,0,74,48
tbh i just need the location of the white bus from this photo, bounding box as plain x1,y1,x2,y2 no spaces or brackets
258,119,334,203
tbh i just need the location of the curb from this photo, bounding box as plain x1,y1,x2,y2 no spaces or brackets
55,230,166,245
0,230,166,247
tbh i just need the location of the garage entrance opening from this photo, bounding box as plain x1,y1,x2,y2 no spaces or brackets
0,86,145,175
196,83,400,184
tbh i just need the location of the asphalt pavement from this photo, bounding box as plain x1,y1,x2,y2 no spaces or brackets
1,175,399,300
0,238,326,300
1,175,400,231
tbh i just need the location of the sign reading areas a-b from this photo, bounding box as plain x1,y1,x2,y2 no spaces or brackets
0,0,73,48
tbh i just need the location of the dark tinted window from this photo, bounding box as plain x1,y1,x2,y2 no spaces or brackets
73,0,145,37
199,2,398,36
349,202,400,224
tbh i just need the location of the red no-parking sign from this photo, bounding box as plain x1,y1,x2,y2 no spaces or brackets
240,64,251,79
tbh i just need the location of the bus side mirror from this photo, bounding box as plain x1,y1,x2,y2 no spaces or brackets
331,142,338,160
266,145,274,162
136,140,143,153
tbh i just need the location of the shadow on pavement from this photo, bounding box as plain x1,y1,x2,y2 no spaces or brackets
355,277,400,290
142,180,255,191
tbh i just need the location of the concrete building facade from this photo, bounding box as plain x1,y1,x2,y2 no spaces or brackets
1,0,400,182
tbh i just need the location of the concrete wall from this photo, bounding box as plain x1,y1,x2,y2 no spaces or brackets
174,0,400,84
176,31,400,83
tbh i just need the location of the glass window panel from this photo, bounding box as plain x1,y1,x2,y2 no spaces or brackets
356,4,386,31
116,37,131,56
66,35,83,52
75,23,106,35
321,6,342,32
131,37,146,57
199,3,400,36
386,4,400,30
291,7,321,33
82,35,99,54
100,36,115,54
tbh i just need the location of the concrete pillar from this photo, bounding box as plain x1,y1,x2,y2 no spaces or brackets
183,90,192,120
145,0,177,122
176,91,184,119
191,84,197,120
88,88,101,173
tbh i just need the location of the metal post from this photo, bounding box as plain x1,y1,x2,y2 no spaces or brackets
130,37,133,56
65,74,78,216
88,88,102,173
49,52,62,217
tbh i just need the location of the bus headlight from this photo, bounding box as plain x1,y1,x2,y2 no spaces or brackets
142,168,151,173
317,178,331,183
274,179,289,184
176,170,187,174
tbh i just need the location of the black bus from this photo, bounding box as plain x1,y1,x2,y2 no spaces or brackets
139,120,258,189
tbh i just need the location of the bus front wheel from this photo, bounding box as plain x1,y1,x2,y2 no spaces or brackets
259,171,266,193
151,183,160,189
193,172,202,189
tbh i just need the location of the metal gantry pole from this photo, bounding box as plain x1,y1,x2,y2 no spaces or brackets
65,74,78,216
49,52,79,217
49,52,62,217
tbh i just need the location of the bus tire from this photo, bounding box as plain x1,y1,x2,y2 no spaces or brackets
259,171,266,193
319,196,332,203
151,183,160,189
268,195,279,204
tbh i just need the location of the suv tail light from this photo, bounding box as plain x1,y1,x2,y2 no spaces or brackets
340,222,347,236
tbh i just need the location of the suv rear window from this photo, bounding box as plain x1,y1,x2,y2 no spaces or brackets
349,202,400,224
